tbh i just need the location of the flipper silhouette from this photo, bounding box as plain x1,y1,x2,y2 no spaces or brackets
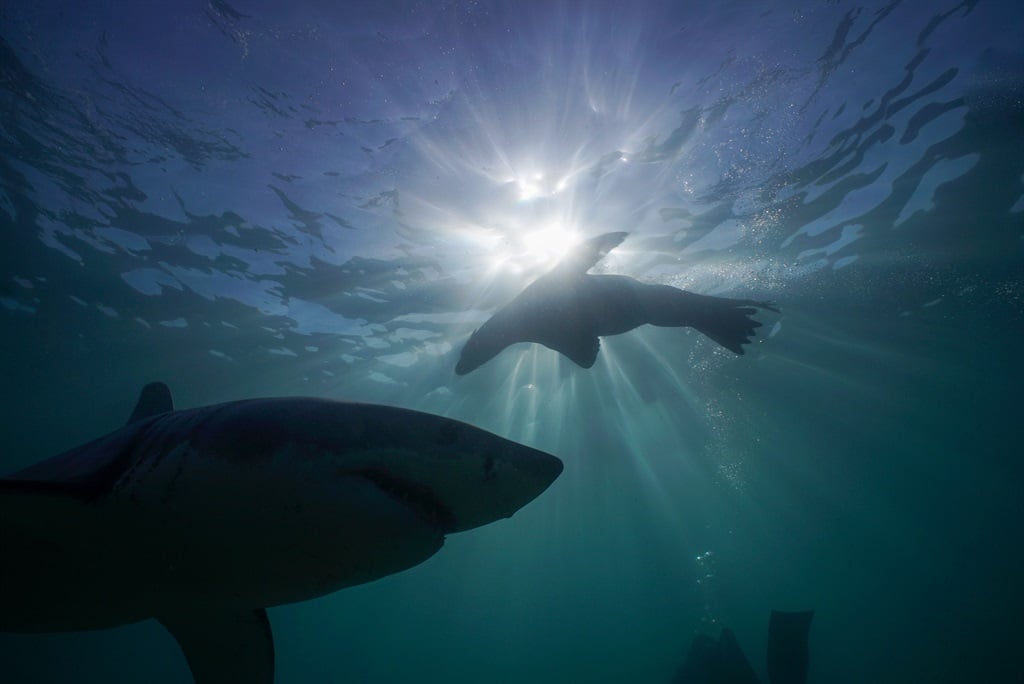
671,609,813,684
767,610,814,684
671,628,758,684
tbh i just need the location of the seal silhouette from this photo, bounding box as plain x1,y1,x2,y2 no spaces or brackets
456,232,778,375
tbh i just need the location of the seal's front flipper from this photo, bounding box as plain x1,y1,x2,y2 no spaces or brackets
767,609,813,684
160,609,274,684
545,331,601,368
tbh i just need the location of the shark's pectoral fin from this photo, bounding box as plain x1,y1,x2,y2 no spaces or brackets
160,609,274,684
544,332,601,368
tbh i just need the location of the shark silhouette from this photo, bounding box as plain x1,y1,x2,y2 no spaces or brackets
456,232,779,375
0,382,563,683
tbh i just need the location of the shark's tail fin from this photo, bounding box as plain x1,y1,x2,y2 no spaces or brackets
689,296,779,355
767,610,814,684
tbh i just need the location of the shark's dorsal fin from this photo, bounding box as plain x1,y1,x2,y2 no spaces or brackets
127,382,174,424
160,609,274,684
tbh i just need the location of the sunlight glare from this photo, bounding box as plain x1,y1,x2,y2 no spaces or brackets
522,225,581,265
514,170,573,202
516,172,546,201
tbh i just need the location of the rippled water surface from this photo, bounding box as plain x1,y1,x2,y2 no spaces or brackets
2,1,1022,682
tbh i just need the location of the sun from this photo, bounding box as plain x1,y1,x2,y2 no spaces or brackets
480,223,582,274
520,224,581,265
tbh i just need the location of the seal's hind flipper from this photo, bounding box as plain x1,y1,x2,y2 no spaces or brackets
686,296,778,355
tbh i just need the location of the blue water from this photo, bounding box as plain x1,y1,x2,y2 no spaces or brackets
1,1,1022,682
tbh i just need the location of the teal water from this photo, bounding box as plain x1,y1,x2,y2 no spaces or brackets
1,1,1022,682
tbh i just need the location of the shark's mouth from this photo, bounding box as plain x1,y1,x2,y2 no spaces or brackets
354,469,457,532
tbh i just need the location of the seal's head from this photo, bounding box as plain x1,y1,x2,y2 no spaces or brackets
455,326,504,375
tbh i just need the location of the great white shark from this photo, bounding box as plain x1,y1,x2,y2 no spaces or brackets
456,232,780,375
0,382,563,683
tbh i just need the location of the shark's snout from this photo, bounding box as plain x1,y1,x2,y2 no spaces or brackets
511,443,563,495
436,438,563,533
